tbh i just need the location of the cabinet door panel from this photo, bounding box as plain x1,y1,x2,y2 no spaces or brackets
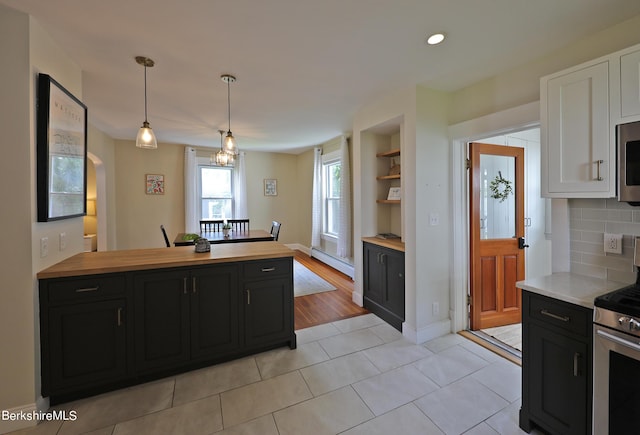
545,61,613,196
621,48,640,118
48,300,126,392
191,266,240,359
528,323,588,435
134,270,190,372
363,244,384,304
382,249,405,317
244,277,291,347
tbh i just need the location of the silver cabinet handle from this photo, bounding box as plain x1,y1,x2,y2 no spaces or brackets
573,352,580,377
117,307,123,327
540,309,570,322
247,289,251,305
595,159,604,181
183,277,188,295
261,267,276,272
192,277,197,293
76,286,99,293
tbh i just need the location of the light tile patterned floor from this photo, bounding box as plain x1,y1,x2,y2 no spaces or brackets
13,314,542,435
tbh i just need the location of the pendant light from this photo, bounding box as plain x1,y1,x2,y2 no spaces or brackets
213,129,231,166
135,56,157,149
221,74,238,155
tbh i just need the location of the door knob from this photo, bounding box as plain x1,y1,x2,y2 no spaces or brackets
518,237,529,249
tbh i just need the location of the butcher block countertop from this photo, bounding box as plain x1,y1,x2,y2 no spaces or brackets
37,241,294,279
362,236,405,252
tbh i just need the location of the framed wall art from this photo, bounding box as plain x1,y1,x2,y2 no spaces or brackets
264,178,277,196
146,174,165,194
37,74,88,222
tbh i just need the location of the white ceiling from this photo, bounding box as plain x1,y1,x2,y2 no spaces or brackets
2,0,640,153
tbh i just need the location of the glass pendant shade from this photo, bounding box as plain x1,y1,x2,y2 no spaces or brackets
215,148,229,166
136,121,157,149
135,56,157,149
224,131,237,154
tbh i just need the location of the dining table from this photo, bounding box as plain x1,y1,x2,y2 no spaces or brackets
173,229,275,246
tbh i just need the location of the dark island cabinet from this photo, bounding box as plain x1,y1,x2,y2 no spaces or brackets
363,241,405,331
242,258,296,349
520,291,592,435
133,265,240,374
39,256,294,404
40,274,128,398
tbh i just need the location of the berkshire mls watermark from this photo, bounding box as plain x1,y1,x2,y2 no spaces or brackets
2,409,77,422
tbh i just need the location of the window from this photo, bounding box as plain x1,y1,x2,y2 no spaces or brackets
323,157,341,236
199,165,233,219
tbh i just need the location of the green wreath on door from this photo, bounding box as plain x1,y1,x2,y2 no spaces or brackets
489,171,513,203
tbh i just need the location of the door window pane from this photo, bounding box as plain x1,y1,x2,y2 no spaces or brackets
480,154,516,240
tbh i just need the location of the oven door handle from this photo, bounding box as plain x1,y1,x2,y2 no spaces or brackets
596,329,640,352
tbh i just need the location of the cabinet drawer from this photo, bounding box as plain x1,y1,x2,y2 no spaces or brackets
528,293,590,337
47,275,126,304
243,259,291,280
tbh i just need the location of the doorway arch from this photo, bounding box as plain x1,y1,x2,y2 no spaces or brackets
88,152,107,251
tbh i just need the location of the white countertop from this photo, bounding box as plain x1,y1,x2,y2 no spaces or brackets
517,272,628,309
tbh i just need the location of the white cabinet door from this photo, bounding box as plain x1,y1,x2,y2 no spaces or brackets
542,60,614,197
621,48,640,119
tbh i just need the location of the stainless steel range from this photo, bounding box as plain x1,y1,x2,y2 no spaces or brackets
593,238,640,434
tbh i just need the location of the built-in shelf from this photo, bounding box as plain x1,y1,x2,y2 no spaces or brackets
376,174,401,180
376,148,401,158
376,199,401,204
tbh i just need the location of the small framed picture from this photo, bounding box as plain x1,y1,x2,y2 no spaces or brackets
387,187,401,200
264,179,277,196
146,174,164,195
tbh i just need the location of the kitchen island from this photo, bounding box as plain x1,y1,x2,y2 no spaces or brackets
37,242,296,404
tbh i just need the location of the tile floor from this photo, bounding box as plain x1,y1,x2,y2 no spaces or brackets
12,314,543,435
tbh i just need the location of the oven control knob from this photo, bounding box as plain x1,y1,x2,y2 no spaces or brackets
630,318,640,332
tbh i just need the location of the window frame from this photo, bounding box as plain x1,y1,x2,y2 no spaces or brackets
322,150,341,239
197,159,235,221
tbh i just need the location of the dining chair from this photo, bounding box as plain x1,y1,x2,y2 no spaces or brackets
270,221,281,241
160,225,170,247
228,219,250,231
200,219,223,232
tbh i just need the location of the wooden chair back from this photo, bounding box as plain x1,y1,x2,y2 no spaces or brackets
270,221,281,241
228,219,250,231
200,220,224,232
160,225,170,247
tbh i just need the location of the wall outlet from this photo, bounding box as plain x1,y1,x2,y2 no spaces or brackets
429,213,440,226
604,233,623,254
59,232,66,251
432,302,440,315
40,237,48,258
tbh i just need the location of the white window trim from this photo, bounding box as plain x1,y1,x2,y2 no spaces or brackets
196,156,235,221
322,150,341,238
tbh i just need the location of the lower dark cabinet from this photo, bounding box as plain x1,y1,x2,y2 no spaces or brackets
40,257,294,403
133,265,240,373
363,241,405,331
520,291,592,435
47,299,127,396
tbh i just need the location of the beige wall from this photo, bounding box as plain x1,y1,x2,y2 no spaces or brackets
114,142,312,249
449,14,640,125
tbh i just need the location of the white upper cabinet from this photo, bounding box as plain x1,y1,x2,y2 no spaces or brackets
620,47,640,120
541,60,614,197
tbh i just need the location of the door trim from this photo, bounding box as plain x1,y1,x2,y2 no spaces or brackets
449,101,539,332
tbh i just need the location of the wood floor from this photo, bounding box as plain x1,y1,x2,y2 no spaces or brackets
293,250,368,330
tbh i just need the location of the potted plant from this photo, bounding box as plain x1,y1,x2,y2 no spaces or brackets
222,222,232,237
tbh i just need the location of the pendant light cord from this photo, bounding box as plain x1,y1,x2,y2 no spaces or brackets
227,79,231,133
144,64,148,122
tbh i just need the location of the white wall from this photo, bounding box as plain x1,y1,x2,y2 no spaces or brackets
0,7,86,433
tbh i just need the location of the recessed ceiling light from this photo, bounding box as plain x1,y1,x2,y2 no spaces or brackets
427,33,446,45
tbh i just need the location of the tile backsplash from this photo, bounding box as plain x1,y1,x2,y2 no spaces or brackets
569,198,640,283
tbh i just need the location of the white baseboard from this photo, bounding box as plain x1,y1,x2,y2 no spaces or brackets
285,243,310,256
402,319,452,344
351,290,363,307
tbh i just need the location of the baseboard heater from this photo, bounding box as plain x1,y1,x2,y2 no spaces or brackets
311,248,354,279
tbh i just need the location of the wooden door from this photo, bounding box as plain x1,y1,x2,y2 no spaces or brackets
469,142,525,330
